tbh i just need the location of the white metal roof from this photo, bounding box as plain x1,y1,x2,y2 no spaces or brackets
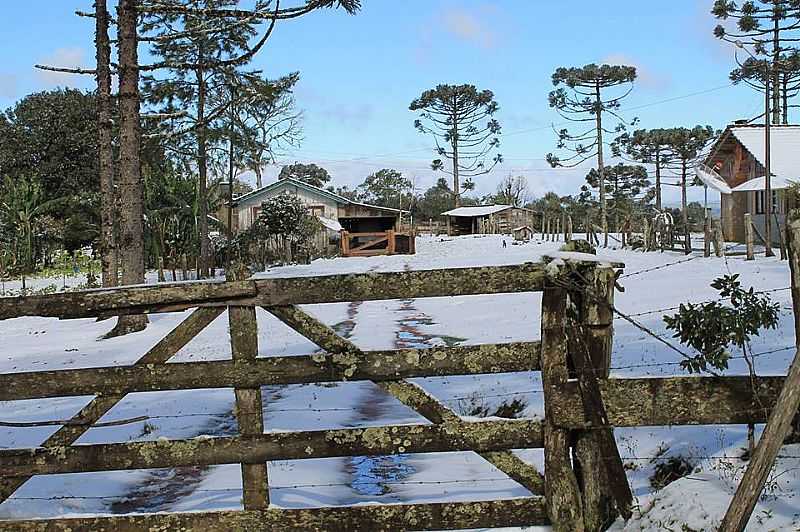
441,205,512,217
317,215,343,232
729,126,800,181
695,166,733,194
731,175,793,192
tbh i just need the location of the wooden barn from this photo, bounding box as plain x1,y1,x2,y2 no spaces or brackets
229,177,413,257
697,123,799,244
441,205,538,236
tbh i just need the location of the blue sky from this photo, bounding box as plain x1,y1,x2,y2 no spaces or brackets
0,1,766,205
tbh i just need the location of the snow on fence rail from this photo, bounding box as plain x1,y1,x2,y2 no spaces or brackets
0,259,797,531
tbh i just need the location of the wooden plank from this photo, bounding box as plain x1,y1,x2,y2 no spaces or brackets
268,305,545,496
0,419,544,477
351,235,389,252
0,307,224,503
0,281,255,320
745,213,755,261
0,498,549,531
0,342,541,401
229,303,269,509
718,211,800,531
540,285,584,532
0,264,549,320
548,376,794,428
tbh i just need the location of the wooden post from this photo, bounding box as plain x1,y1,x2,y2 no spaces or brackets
387,229,396,255
719,210,800,531
157,257,165,283
446,216,451,236
745,213,755,261
570,266,633,529
180,253,188,281
227,264,269,510
566,216,573,241
541,283,584,531
341,231,349,257
643,218,650,252
713,220,725,258
775,212,788,260
555,218,561,242
704,213,712,258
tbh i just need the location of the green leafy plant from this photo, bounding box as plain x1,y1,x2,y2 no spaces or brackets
663,275,779,373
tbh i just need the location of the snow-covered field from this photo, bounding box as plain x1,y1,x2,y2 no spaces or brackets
1,233,798,530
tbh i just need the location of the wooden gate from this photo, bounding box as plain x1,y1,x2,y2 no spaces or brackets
0,256,796,531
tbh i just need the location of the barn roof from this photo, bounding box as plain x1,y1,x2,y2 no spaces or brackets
233,177,404,214
441,205,513,217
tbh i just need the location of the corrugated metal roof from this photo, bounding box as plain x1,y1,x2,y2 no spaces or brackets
441,205,513,217
729,126,800,181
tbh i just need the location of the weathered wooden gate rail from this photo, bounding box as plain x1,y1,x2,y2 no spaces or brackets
1,259,796,532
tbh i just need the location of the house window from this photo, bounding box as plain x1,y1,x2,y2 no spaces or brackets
251,206,261,223
754,190,778,215
309,205,325,217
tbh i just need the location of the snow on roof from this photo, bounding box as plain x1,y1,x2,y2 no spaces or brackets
695,165,732,194
441,205,513,217
729,126,800,181
317,215,343,232
732,175,794,192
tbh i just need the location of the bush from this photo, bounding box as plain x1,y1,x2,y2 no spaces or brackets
650,456,694,490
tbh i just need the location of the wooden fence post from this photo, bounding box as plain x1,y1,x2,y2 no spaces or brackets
387,229,396,255
341,231,350,257
570,266,632,530
719,210,800,531
704,213,712,258
541,282,585,531
181,253,188,281
566,216,573,241
745,213,755,261
157,257,165,282
643,218,651,252
713,220,724,257
775,213,788,260
227,264,269,510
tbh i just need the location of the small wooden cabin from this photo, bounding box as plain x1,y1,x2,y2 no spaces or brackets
698,124,799,244
513,225,534,242
441,205,538,236
230,177,411,257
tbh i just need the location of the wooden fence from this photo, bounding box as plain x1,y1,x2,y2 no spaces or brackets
0,257,798,531
340,229,415,257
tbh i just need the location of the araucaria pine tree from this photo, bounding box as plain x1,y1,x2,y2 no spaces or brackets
410,84,502,207
546,63,637,247
712,0,800,124
614,129,673,212
580,163,651,235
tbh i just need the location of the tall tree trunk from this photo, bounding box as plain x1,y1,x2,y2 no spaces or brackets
197,64,210,279
254,164,263,189
681,159,690,255
108,0,148,337
595,83,607,247
96,0,117,288
451,105,460,208
655,150,662,212
772,15,781,125
783,73,789,125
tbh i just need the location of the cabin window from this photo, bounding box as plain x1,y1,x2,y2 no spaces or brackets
309,205,325,217
754,190,779,215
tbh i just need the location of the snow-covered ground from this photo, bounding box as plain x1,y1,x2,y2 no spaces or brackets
0,233,798,530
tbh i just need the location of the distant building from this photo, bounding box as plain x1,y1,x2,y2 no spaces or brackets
697,124,799,244
441,205,538,236
229,177,407,255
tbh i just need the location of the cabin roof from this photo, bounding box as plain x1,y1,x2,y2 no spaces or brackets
233,177,404,214
441,205,514,217
706,124,800,182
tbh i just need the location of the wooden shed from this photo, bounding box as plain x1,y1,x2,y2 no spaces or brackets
441,205,538,236
513,226,534,242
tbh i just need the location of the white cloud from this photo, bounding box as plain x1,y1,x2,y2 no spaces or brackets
440,6,497,50
601,53,671,90
35,47,91,88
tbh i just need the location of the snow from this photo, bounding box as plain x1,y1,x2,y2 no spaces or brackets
730,126,800,181
441,205,513,217
732,175,794,192
1,233,799,530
